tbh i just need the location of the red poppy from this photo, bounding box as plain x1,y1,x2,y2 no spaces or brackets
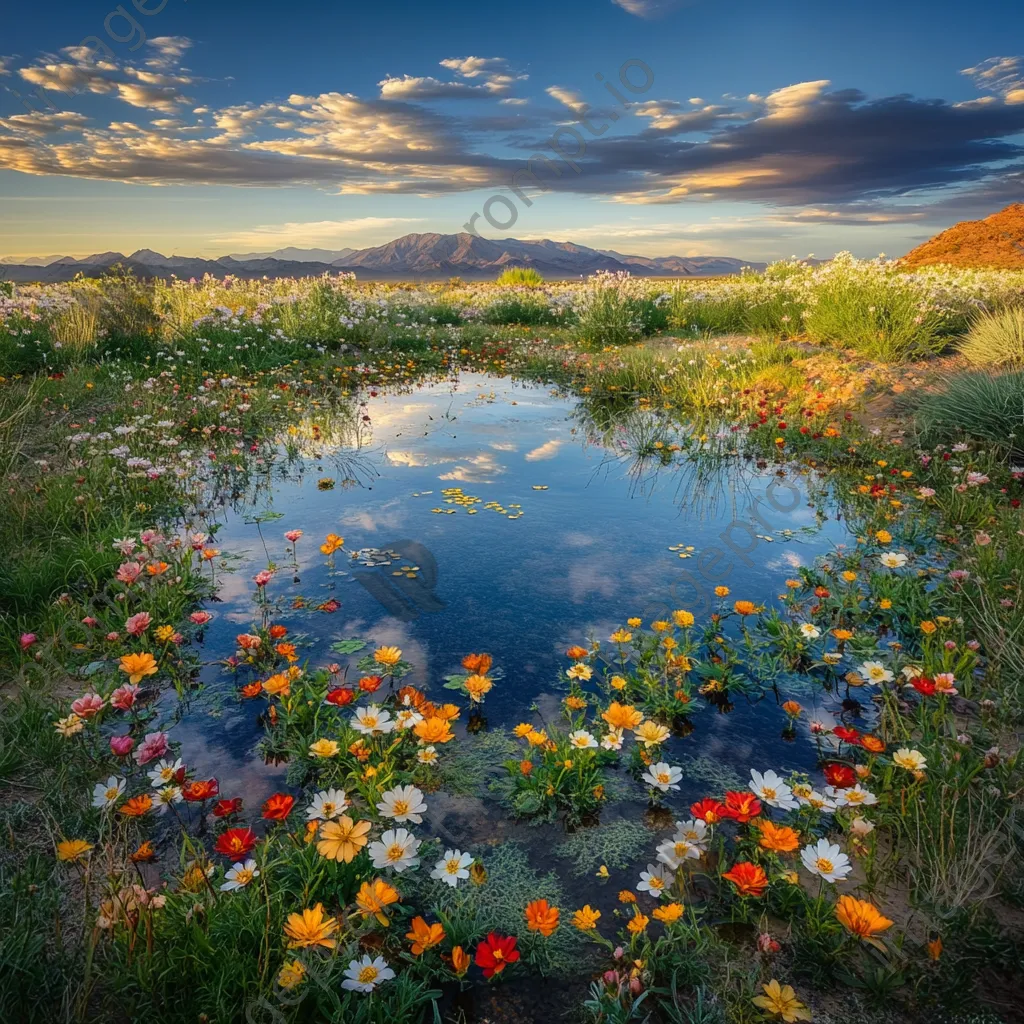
324,687,355,706
833,726,861,744
214,827,257,858
722,861,768,897
359,675,383,693
720,791,762,823
822,762,856,789
911,676,936,697
690,797,728,824
473,932,520,977
262,793,295,820
212,797,243,818
182,778,219,802
269,624,288,639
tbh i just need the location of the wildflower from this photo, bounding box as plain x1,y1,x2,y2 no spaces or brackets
652,902,685,924
568,729,599,750
525,899,560,936
212,797,242,818
833,726,861,744
602,702,644,730
566,663,593,681
656,838,701,868
879,552,907,568
130,841,156,862
317,816,371,862
673,818,709,846
182,779,219,803
109,734,135,757
20,632,38,651
673,609,695,627
119,652,159,684
572,905,602,931
858,661,894,684
147,758,183,787
822,763,855,789
758,820,800,853
566,645,589,660
119,794,153,817
643,762,682,792
637,864,672,898
798,623,820,639
431,849,473,888
691,798,728,824
154,785,183,814
860,735,885,754
782,700,802,718
464,673,493,701
474,933,520,978
417,745,439,765
462,652,493,673
355,878,400,925
306,789,349,821
319,533,344,555
407,916,445,955
109,684,139,711
307,738,340,759
627,909,650,935
373,645,403,668
277,960,306,990
831,784,877,807
284,903,339,950
125,611,152,636
377,784,427,824
221,859,259,892
835,895,893,947
734,600,758,616
54,715,84,738
723,861,769,897
450,946,471,976
800,839,851,882
601,728,625,751
610,628,633,643
414,716,453,745
369,828,421,873
352,705,395,736
752,979,812,1022
749,769,799,810
262,793,295,820
722,790,763,823
324,685,355,707
57,839,93,863
609,674,627,690
633,721,670,747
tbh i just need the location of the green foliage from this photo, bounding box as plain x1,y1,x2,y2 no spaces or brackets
496,267,544,286
554,818,654,876
959,306,1024,368
913,369,1024,455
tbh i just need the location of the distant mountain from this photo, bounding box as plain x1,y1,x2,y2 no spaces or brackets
901,204,1024,270
0,232,764,282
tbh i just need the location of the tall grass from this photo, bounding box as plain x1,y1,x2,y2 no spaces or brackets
913,370,1024,455
496,267,544,286
959,307,1024,367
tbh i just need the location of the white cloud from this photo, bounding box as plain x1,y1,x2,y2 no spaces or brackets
612,0,689,17
524,439,562,461
212,217,423,248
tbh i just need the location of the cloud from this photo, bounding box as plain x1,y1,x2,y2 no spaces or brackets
379,76,497,99
524,439,562,461
0,110,90,136
612,0,691,17
961,56,1024,102
211,216,424,248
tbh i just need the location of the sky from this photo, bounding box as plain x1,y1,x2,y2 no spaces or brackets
1,0,1023,260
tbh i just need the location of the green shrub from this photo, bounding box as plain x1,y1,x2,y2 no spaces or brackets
483,296,560,325
496,267,544,286
914,369,1024,455
959,306,1024,368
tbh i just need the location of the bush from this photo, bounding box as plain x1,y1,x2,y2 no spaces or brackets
914,369,1024,455
959,306,1024,367
482,295,560,325
496,267,544,286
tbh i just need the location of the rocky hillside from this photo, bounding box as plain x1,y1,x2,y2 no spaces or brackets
901,204,1024,270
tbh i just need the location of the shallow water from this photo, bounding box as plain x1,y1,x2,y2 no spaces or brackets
167,372,862,821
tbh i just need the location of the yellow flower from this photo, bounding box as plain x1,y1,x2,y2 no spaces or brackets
714,586,730,597
154,625,175,643
672,609,694,628
609,675,627,691
277,960,306,990
841,571,857,582
875,530,892,544
57,839,93,863
633,720,670,747
316,816,371,863
733,600,758,616
566,663,593,681
283,904,338,949
627,909,649,934
651,620,671,633
879,598,893,610
752,980,812,1022
627,618,642,628
602,702,644,730
652,902,684,924
919,620,937,634
119,652,159,684
464,673,493,702
308,738,340,759
572,905,601,931
319,533,344,555
374,645,403,667
610,629,633,644
513,722,534,737
525,729,548,747
355,878,400,926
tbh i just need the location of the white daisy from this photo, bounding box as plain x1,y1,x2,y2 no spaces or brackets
893,748,927,772
637,863,672,898
416,746,438,765
394,708,424,731
859,661,894,684
748,769,798,810
342,954,395,993
601,728,624,751
376,784,427,824
305,788,349,822
351,705,395,736
430,848,473,888
879,552,908,568
147,758,183,788
220,859,259,891
368,828,421,873
154,785,183,814
91,775,126,810
799,623,821,639
642,762,682,792
830,784,878,808
568,729,598,750
656,838,701,868
795,788,836,813
800,839,851,883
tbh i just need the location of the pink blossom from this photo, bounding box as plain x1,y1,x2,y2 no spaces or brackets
116,562,142,585
133,731,169,765
756,932,781,954
190,532,208,550
71,693,104,718
19,632,37,651
944,640,957,650
809,720,827,735
110,684,139,710
81,616,98,628
934,673,958,695
110,735,135,757
974,531,992,546
190,610,212,625
125,611,152,636
917,487,935,498
967,639,981,651
253,570,273,588
105,631,121,642
284,530,303,543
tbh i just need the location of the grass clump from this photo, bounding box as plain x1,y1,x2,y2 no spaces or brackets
959,307,1024,367
914,369,1024,455
496,267,544,286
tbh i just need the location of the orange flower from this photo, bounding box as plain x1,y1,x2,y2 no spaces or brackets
733,600,758,616
450,945,471,976
565,645,589,660
283,904,338,949
239,681,263,699
119,794,153,817
373,645,402,667
146,561,169,576
119,652,159,684
626,909,649,935
652,902,684,924
462,652,493,674
319,533,344,555
757,820,800,854
355,878,400,926
269,624,288,639
414,717,454,745
406,916,446,955
835,896,893,948
262,673,290,697
464,673,493,702
524,899,560,937
130,840,156,862
722,861,769,897
601,702,644,730
275,642,298,662
860,735,886,753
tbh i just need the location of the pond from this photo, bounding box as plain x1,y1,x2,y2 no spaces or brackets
165,372,863,837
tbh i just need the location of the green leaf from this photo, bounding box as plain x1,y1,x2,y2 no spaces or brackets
330,638,369,655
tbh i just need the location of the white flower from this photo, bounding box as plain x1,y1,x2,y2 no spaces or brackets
306,788,349,822
800,839,851,883
601,728,624,751
637,863,672,898
154,785,183,814
568,729,598,750
220,859,259,891
368,828,421,873
342,954,395,993
656,838,701,868
147,758,183,788
831,784,878,808
795,788,836,813
642,762,682,792
879,552,908,568
430,848,473,888
749,769,798,810
901,665,923,680
351,705,395,735
672,818,709,847
92,775,126,809
799,623,821,639
859,661,894,684
416,746,438,765
892,748,926,771
394,708,423,731
376,784,427,824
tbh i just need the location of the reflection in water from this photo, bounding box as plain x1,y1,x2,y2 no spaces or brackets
353,539,446,621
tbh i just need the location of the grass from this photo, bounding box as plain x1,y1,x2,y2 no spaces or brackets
959,306,1024,367
913,369,1024,455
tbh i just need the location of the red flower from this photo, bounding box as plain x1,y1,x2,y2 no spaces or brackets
269,625,288,639
214,827,257,858
359,675,383,693
911,676,936,697
474,932,520,978
182,778,219,802
212,798,243,818
720,791,762,823
833,726,861,744
325,687,355,707
239,681,263,699
262,793,295,820
722,861,768,897
823,763,856,789
690,798,728,824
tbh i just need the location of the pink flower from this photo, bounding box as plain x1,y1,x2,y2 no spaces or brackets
110,684,139,710
116,563,142,585
81,617,98,628
975,531,992,546
253,570,273,588
105,632,121,642
809,720,827,735
190,532,208,550
934,673,958,695
756,932,781,954
967,639,981,651
134,731,169,765
284,530,303,543
19,633,37,651
71,693,104,718
125,612,152,636
110,735,135,757
190,610,212,626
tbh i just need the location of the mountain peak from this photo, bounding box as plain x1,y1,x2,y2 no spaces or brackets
901,203,1024,270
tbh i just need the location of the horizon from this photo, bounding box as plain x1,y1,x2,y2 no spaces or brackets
2,1,1023,261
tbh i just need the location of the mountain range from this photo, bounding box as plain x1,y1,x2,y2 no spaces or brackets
0,233,765,283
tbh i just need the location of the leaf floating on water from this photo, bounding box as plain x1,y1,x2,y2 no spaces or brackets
330,638,369,655
531,485,548,490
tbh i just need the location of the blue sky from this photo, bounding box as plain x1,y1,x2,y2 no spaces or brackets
2,0,1023,259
